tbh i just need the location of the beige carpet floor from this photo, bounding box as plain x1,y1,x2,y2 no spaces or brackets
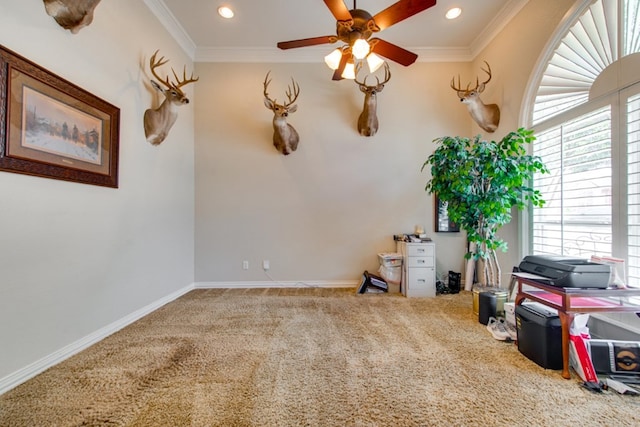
1,287,639,426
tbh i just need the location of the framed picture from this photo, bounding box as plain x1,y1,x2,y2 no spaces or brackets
435,194,460,232
0,45,119,188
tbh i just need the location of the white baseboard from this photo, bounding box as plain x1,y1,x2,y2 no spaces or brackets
194,280,360,289
0,283,195,395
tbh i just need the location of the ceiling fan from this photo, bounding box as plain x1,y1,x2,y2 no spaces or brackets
277,0,437,80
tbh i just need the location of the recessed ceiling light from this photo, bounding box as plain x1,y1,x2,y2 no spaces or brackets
218,6,234,19
446,7,462,20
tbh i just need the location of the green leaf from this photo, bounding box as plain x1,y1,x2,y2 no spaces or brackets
422,128,548,270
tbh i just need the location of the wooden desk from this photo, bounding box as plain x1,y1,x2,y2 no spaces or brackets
514,275,640,379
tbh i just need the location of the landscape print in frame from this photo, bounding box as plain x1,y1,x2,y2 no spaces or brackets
0,45,119,187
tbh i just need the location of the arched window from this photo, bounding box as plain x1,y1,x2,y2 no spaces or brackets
525,0,640,285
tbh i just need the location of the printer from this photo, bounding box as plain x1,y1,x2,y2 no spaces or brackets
518,255,611,289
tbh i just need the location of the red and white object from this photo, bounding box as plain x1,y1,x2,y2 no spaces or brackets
569,314,599,383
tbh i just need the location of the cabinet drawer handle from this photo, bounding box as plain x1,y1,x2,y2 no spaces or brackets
417,248,425,253
418,279,426,283
417,259,425,264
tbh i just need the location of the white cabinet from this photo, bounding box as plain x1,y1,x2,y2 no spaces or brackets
397,241,436,297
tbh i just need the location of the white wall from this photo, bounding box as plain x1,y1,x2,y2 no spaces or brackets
194,61,470,285
0,1,195,381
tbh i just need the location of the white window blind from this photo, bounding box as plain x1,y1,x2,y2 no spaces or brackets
627,93,640,286
533,107,612,257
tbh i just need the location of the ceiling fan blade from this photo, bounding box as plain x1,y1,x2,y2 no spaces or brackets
277,36,336,50
323,0,352,21
332,50,349,81
370,38,418,66
373,0,437,31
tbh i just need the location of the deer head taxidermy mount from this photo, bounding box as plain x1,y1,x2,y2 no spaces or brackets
451,61,500,133
277,0,436,80
43,0,102,34
143,50,199,146
355,62,391,137
263,72,301,156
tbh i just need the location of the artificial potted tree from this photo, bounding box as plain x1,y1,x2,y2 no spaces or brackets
422,128,548,288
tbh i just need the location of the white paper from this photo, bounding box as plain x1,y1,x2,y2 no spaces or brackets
511,271,553,282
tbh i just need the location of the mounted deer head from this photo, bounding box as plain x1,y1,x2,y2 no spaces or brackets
355,63,391,137
143,50,198,146
263,72,300,155
43,0,102,34
451,61,500,133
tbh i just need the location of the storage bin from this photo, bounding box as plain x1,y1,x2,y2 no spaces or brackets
515,302,562,370
478,289,508,325
472,285,490,317
378,253,403,267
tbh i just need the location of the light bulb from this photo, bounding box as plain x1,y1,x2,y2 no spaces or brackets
445,7,462,20
217,6,234,19
341,61,356,79
366,53,385,73
324,49,342,70
352,38,370,60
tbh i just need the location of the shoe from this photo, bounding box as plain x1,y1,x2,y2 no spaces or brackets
486,316,511,341
504,320,517,341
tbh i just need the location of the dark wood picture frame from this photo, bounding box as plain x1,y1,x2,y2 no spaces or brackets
0,45,119,188
435,194,460,232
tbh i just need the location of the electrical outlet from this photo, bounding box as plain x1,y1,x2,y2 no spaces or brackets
242,260,249,270
262,260,270,271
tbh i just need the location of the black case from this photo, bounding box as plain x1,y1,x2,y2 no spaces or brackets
516,303,563,370
357,271,388,294
588,339,640,375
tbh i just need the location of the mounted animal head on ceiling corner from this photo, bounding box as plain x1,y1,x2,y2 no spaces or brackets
43,0,102,34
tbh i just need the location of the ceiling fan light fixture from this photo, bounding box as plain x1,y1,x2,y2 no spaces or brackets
341,60,356,80
324,48,343,70
352,38,370,60
445,7,462,20
217,6,234,19
366,53,385,73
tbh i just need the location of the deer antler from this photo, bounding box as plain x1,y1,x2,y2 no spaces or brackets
284,78,300,108
452,61,493,94
355,62,391,89
478,61,492,91
354,62,370,87
450,75,462,92
149,50,198,90
377,63,391,88
264,72,299,107
149,50,173,89
171,66,199,88
263,71,276,104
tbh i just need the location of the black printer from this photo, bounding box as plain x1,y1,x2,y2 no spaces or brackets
518,255,611,289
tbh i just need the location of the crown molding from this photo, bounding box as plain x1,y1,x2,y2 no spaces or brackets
470,0,530,57
143,0,196,59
